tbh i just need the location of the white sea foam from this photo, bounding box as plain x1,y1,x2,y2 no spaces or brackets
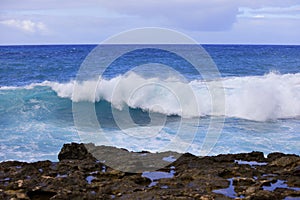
2,72,300,121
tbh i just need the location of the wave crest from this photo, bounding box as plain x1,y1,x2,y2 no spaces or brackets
2,72,300,121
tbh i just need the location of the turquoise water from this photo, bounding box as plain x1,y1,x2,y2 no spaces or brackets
0,45,299,161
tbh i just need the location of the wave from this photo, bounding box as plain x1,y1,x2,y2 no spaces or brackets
1,72,300,121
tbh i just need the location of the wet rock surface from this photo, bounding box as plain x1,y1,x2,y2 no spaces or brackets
0,143,299,200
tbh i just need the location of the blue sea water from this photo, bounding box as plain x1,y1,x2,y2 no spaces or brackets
0,44,299,161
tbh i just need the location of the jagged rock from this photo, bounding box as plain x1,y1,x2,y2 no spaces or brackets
267,152,287,161
58,143,95,161
0,143,299,200
270,156,300,167
249,190,280,200
233,177,256,186
293,165,300,176
213,151,266,163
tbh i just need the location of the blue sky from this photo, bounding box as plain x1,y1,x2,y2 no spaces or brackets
0,0,300,45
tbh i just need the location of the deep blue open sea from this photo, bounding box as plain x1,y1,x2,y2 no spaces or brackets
0,44,299,161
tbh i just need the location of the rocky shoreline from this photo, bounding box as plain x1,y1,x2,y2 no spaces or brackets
1,143,299,200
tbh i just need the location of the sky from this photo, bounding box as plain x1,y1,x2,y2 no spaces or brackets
0,0,300,45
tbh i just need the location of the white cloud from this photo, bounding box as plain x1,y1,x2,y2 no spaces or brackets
0,0,300,44
92,0,239,31
1,0,240,32
0,19,47,33
238,5,300,19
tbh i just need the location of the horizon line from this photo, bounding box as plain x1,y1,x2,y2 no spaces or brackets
0,43,300,46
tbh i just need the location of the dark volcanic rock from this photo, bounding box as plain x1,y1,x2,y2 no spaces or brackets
58,143,95,161
1,143,300,200
27,190,57,200
249,190,280,200
269,155,300,167
212,151,266,163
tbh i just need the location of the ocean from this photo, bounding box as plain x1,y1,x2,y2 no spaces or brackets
0,44,299,162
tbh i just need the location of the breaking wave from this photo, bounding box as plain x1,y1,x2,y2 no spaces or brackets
1,72,300,121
